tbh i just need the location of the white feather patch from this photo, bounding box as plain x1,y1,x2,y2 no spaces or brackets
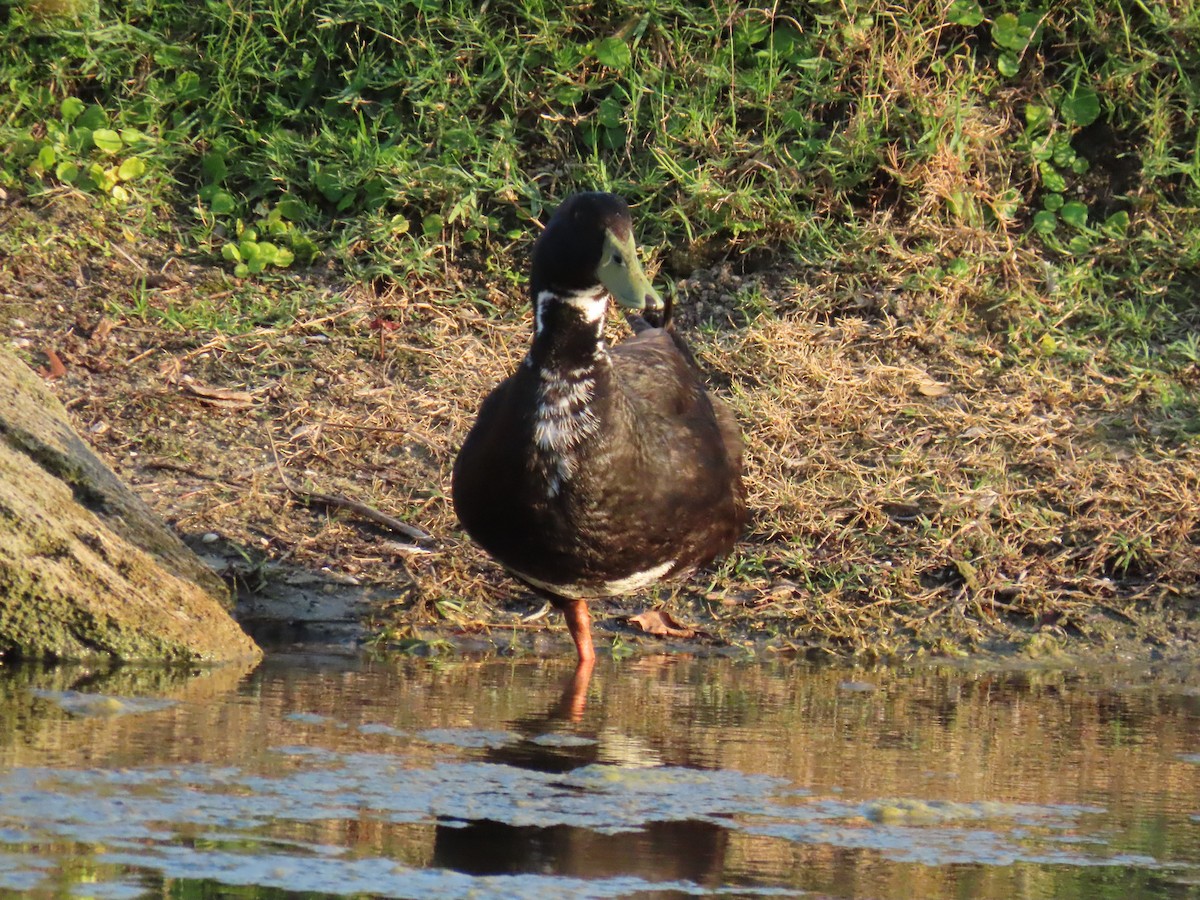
528,289,612,495
534,288,608,338
566,290,608,323
516,559,677,599
532,371,598,496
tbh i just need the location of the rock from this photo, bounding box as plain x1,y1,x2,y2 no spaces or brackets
0,350,262,663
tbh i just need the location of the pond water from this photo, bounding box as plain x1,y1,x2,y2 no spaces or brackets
0,651,1197,899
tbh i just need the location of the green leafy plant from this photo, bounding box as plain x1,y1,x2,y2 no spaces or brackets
18,97,152,202
1020,84,1117,252
991,10,1045,76
220,224,295,277
947,0,985,27
198,151,318,276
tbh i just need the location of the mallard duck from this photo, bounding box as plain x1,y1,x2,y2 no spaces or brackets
452,192,745,665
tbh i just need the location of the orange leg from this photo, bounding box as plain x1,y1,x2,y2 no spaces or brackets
560,597,596,664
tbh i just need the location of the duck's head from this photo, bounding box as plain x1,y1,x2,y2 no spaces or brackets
530,192,663,331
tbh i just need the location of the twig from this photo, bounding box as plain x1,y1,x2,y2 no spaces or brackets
266,429,435,544
123,347,157,367
110,242,147,272
522,601,552,623
301,489,434,543
317,422,408,435
380,540,435,556
141,459,216,479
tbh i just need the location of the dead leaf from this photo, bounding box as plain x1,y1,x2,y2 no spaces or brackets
915,378,949,397
369,316,401,332
91,317,116,344
39,348,66,380
181,382,256,409
627,609,705,640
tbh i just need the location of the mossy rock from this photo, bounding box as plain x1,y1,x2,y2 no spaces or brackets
0,349,261,662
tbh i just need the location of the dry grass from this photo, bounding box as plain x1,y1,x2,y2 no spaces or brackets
2,194,1198,660
717,293,1199,652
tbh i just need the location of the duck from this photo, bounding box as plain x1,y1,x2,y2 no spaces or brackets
451,192,746,667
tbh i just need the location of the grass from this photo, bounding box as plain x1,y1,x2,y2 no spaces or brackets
0,0,1198,657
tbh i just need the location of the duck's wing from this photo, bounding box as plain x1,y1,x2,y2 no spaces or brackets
452,374,536,531
610,328,744,480
623,292,709,378
607,329,746,567
614,324,734,451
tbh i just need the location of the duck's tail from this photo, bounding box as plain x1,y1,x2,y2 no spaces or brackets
625,289,673,333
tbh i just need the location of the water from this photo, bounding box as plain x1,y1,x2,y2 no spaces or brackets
0,652,1197,899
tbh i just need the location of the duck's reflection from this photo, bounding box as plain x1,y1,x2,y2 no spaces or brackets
433,817,728,884
431,661,730,886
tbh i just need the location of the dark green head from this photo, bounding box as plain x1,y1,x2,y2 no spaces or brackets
530,192,663,318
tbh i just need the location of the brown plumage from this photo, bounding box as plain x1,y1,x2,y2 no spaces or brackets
452,192,746,664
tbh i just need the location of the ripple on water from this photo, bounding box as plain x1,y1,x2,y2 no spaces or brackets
417,727,522,749
96,846,709,899
529,732,598,748
0,852,53,893
32,690,176,717
0,746,1166,881
2,657,1198,898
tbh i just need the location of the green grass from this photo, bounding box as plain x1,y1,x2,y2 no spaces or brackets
1,0,1198,424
